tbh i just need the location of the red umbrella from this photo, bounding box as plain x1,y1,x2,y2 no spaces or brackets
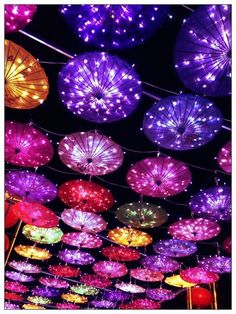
58,179,114,213
5,281,29,293
5,234,10,251
101,246,141,262
11,202,59,227
80,274,112,289
130,268,164,282
131,298,161,309
5,201,18,228
48,265,80,278
62,232,103,249
5,292,24,301
92,261,128,278
180,267,219,284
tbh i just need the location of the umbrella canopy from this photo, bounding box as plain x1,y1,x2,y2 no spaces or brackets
92,261,128,278
58,249,95,265
101,246,141,261
58,131,124,175
62,232,102,249
39,277,69,289
5,121,53,167
32,286,60,298
14,245,52,260
153,239,198,257
61,293,88,304
180,267,219,284
5,201,18,228
5,271,34,282
5,40,49,109
80,274,112,289
8,260,41,274
141,255,180,273
217,141,231,173
165,275,196,288
146,288,176,301
198,256,231,273
5,281,29,293
108,227,153,247
70,284,99,296
102,290,131,302
22,225,63,244
48,265,80,278
90,300,117,309
27,296,52,305
127,156,191,198
5,5,37,33
130,268,164,282
5,292,24,302
115,282,145,293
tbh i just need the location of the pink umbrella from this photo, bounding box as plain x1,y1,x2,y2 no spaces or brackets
217,141,231,173
115,282,145,293
130,268,164,282
168,218,221,241
5,5,37,33
127,156,191,197
180,267,219,284
80,274,112,289
58,131,123,175
39,277,69,289
101,246,141,262
8,260,41,274
62,232,103,249
61,208,107,233
92,261,128,278
5,121,53,167
5,281,29,293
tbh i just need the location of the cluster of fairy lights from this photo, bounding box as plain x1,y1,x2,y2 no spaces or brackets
4,4,231,310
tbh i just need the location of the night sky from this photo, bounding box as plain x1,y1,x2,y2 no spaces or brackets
5,4,231,309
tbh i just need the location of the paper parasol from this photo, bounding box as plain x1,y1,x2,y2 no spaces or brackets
80,274,112,289
101,246,141,261
180,267,219,284
8,260,41,273
153,239,198,257
130,268,164,282
48,265,80,278
198,256,231,273
141,255,180,273
62,232,102,249
39,277,69,289
58,249,95,265
22,225,63,244
14,245,52,260
217,141,231,173
108,227,152,247
5,5,37,33
92,261,128,278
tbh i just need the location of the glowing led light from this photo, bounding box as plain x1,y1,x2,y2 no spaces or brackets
175,5,231,96
101,246,141,261
141,255,180,273
70,284,99,296
198,256,231,273
61,208,107,233
143,94,222,150
153,239,198,257
60,5,169,49
93,261,128,278
22,225,63,244
127,156,191,198
5,40,49,109
168,218,221,241
11,202,59,228
58,52,141,123
165,275,196,288
58,131,124,175
62,232,102,248
5,5,37,33
80,274,112,289
5,271,34,282
130,268,164,282
48,265,80,278
14,245,52,260
180,267,219,284
116,202,168,228
8,260,41,274
146,288,176,301
217,141,231,173
189,186,231,221
108,227,152,247
5,121,53,167
58,179,114,213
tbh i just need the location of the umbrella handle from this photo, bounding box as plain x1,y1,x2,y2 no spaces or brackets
5,220,23,267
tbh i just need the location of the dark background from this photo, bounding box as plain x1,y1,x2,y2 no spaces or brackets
5,5,231,309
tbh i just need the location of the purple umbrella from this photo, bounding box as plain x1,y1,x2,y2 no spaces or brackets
32,286,61,298
141,255,180,273
58,249,95,265
153,239,198,257
90,300,117,309
198,256,231,273
102,290,131,302
146,288,176,301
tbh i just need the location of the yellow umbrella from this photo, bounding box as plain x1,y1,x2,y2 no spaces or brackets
108,227,152,247
165,275,196,288
14,245,51,260
23,304,45,310
5,40,49,109
61,293,88,304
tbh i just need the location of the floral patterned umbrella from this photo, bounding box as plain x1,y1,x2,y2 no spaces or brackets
130,268,164,282
101,246,141,261
5,170,57,203
22,225,63,244
58,179,114,213
108,227,153,247
5,121,53,166
92,261,128,278
58,131,124,175
62,232,102,249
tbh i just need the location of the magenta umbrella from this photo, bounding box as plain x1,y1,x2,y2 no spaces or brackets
62,232,103,249
92,261,128,278
5,121,53,167
130,268,164,282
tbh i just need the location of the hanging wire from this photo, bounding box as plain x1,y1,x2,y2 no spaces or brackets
182,5,194,12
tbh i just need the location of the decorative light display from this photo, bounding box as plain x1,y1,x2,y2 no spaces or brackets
5,171,57,204
130,298,161,309
80,274,112,289
146,288,176,301
39,277,69,289
8,260,41,274
190,287,213,308
5,234,10,251
5,292,24,301
127,156,191,197
5,201,18,228
58,52,141,123
90,300,117,309
143,94,222,150
58,179,114,213
22,225,63,244
218,141,231,173
108,227,153,247
102,290,131,302
180,267,219,284
189,186,231,221
174,5,231,97
4,302,20,310
222,236,231,254
141,255,180,273
58,249,95,265
56,303,80,309
5,121,53,167
5,281,29,293
48,265,80,278
58,131,124,175
153,239,198,257
116,202,168,228
12,202,59,228
62,232,102,249
27,295,52,305
15,245,52,260
70,284,99,296
5,40,49,109
130,268,164,282
198,256,231,273
60,5,169,49
115,282,145,293
168,218,221,241
32,286,60,298
5,271,34,282
92,261,128,278
5,5,37,33
101,246,141,261
22,304,45,310
61,208,107,233
61,293,88,304
165,275,196,288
